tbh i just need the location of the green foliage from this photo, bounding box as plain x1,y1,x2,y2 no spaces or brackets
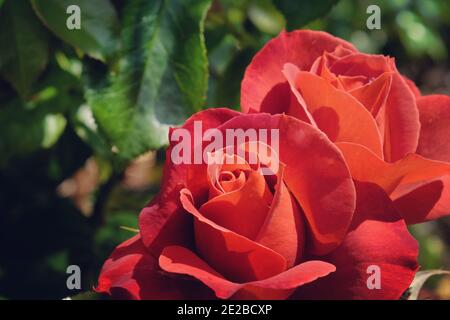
95,211,140,261
0,63,83,165
85,0,212,164
0,0,49,99
0,0,449,299
31,0,119,62
273,0,338,29
247,0,285,35
0,100,65,165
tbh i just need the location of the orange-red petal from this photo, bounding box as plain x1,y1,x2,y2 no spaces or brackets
180,189,287,283
159,245,335,299
416,95,450,162
287,70,383,157
241,30,356,114
338,142,450,223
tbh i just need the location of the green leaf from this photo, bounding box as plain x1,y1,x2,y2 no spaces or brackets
0,103,65,165
248,0,285,35
84,0,212,164
209,47,255,109
396,10,447,61
119,226,139,233
273,0,338,29
0,0,49,99
0,65,83,165
71,104,113,161
66,291,102,300
31,0,119,61
408,270,450,300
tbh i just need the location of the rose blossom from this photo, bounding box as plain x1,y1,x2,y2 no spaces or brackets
241,30,450,224
96,109,418,300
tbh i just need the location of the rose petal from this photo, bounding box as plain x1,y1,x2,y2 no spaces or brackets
310,53,340,87
218,170,247,193
337,75,368,90
207,153,251,198
282,63,318,126
180,189,287,283
240,259,335,299
329,53,390,80
393,177,450,224
255,164,305,267
159,245,335,299
215,113,356,255
310,46,355,74
416,95,450,162
403,75,421,98
338,142,450,223
287,70,383,157
348,72,393,117
241,30,356,114
314,52,393,120
328,54,420,161
96,235,212,299
159,245,241,299
139,108,240,254
292,181,418,299
200,170,273,240
383,73,421,162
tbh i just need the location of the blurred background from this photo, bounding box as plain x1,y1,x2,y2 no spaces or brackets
0,0,449,299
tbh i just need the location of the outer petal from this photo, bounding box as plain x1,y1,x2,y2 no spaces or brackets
292,181,418,300
329,54,420,162
96,235,212,299
139,108,240,255
216,113,356,255
241,30,357,113
393,176,450,224
416,95,450,162
403,75,421,98
383,73,421,162
180,189,287,283
285,68,383,157
338,142,450,223
159,245,335,299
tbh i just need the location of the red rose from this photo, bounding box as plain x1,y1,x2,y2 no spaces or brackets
241,30,450,224
96,109,418,299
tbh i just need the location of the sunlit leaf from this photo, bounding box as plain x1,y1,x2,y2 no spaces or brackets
247,0,285,35
396,10,447,61
408,269,450,300
119,226,139,233
84,0,212,165
31,0,119,62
